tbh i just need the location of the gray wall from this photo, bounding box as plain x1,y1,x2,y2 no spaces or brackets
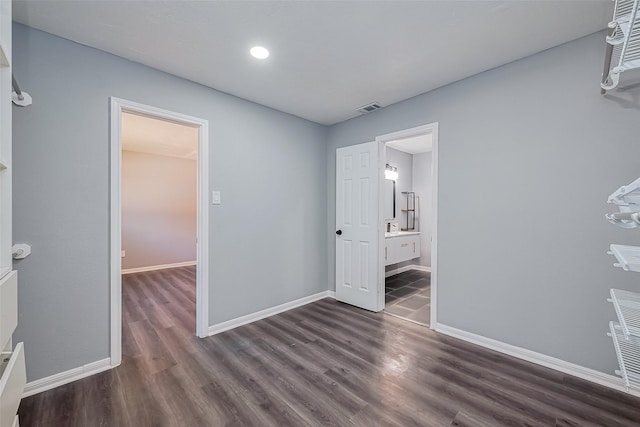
122,151,196,270
327,31,640,374
413,152,432,267
12,24,328,382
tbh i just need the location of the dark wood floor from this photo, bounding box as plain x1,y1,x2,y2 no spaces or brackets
18,266,640,426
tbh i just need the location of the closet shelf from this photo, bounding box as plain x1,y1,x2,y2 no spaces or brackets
608,176,640,206
607,177,640,228
608,321,640,390
609,244,640,272
609,289,640,337
602,0,640,91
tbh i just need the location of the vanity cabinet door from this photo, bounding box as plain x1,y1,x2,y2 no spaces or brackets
385,235,420,266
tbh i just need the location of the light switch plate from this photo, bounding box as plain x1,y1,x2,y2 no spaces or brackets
211,190,221,205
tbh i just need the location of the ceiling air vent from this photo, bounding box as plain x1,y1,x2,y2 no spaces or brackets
356,102,382,115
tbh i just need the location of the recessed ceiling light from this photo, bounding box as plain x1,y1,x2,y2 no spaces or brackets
250,46,269,59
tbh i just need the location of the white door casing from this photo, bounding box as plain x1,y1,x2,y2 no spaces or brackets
335,141,381,312
110,97,210,368
375,122,438,327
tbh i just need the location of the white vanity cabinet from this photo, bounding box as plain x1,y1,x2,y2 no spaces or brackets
385,232,421,266
0,2,27,425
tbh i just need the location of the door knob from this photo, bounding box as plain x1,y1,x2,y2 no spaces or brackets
336,230,342,235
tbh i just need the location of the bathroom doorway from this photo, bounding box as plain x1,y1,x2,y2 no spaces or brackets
377,123,438,327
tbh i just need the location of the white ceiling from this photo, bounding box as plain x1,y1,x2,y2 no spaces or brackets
387,133,433,155
13,1,612,125
122,112,198,160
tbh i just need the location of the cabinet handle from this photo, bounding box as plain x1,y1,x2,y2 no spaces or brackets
413,242,416,253
385,247,387,260
400,243,408,247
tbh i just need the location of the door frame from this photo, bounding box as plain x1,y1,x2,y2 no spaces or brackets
109,97,210,367
376,122,439,327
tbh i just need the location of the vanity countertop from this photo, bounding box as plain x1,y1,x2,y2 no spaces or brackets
385,231,420,238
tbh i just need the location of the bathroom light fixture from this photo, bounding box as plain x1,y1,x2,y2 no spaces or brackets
250,46,269,59
385,164,398,181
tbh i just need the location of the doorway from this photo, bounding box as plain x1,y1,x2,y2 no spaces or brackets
334,123,438,327
109,98,210,367
377,123,438,327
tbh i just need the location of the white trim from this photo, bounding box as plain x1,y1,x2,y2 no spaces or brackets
110,97,211,369
376,123,439,328
376,142,385,312
208,291,334,336
196,117,211,339
430,123,439,328
109,99,122,367
121,261,197,275
22,358,112,398
435,323,640,397
385,264,431,278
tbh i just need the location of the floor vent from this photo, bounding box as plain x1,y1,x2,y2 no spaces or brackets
356,102,382,114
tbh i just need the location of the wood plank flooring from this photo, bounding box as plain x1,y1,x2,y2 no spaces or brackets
18,266,640,426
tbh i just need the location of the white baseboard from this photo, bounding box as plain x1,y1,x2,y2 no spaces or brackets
23,358,112,398
121,260,196,275
435,323,640,397
385,264,431,278
208,291,334,336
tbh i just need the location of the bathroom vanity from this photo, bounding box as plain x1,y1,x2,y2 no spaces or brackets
385,231,421,266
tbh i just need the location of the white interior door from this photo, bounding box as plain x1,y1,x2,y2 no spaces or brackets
335,141,381,312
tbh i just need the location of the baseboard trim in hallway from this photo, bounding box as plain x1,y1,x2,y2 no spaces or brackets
435,323,640,398
121,261,197,275
22,358,112,398
208,290,336,336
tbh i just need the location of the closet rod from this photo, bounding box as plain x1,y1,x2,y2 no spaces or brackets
11,74,24,101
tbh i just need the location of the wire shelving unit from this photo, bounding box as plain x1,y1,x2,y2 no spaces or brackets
602,0,640,92
606,176,640,391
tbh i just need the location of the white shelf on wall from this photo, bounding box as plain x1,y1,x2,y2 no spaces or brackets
602,0,640,91
610,289,640,337
609,321,640,390
606,177,640,393
609,244,640,272
608,176,640,206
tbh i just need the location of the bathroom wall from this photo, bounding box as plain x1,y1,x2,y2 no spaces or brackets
121,150,197,270
383,147,413,222
413,152,432,267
